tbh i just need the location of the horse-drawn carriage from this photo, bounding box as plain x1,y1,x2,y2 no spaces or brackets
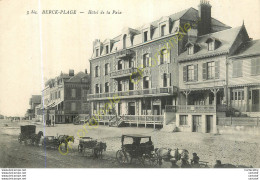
18,125,43,145
42,135,74,151
78,137,107,158
116,134,158,166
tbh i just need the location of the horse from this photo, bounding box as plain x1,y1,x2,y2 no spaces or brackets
31,131,44,146
93,142,107,159
155,147,189,167
58,135,75,151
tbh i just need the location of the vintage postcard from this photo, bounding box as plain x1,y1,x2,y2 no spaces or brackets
0,0,259,179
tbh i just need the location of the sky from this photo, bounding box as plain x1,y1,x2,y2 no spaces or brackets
0,0,259,116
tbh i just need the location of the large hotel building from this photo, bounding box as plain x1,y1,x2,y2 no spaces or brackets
87,1,260,132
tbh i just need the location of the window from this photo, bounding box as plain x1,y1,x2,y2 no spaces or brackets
207,61,215,79
160,49,168,64
129,80,134,90
118,60,123,70
106,45,109,54
144,31,148,42
187,65,195,81
105,63,109,75
71,89,76,98
180,115,188,125
105,82,109,93
118,81,122,91
208,42,214,51
235,92,238,100
143,76,149,89
96,49,99,57
95,66,100,77
203,61,219,80
71,103,76,111
161,25,166,36
129,59,134,68
143,54,149,68
58,91,60,98
163,73,167,87
95,84,99,93
233,61,243,77
188,46,194,55
251,59,260,75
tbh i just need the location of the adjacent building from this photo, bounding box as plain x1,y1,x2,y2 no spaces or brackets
26,95,41,120
228,40,260,116
40,70,91,124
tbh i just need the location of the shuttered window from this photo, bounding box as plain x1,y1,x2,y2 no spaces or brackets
232,60,243,77
184,64,198,82
251,58,260,75
202,61,220,80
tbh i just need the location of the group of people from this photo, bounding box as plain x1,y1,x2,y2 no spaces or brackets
171,152,200,168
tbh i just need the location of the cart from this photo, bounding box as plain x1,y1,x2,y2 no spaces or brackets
78,137,106,158
116,134,158,166
18,125,36,145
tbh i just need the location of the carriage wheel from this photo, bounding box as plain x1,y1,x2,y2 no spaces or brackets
116,150,129,164
142,154,158,167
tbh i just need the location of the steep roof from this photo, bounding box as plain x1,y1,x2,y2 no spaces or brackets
177,26,243,61
67,72,89,83
230,39,260,59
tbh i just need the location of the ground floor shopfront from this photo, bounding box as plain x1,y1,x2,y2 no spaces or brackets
229,85,260,115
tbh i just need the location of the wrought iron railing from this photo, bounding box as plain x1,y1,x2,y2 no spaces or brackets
87,86,176,100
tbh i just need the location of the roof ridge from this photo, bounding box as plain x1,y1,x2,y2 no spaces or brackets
198,25,242,38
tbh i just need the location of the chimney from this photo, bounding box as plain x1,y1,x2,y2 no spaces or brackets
198,0,212,36
69,69,74,76
85,69,88,74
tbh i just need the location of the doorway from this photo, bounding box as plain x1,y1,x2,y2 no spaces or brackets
206,115,213,133
128,102,135,115
192,115,201,132
153,105,160,115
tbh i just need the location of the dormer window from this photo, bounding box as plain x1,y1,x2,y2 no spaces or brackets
161,25,166,36
106,45,109,54
188,46,194,55
208,41,214,51
96,49,99,57
144,31,148,42
205,37,221,51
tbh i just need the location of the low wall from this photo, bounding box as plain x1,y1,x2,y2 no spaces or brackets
217,125,260,135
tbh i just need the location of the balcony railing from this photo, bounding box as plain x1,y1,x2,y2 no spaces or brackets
110,67,138,79
87,86,177,100
177,105,216,113
115,49,135,59
94,115,164,125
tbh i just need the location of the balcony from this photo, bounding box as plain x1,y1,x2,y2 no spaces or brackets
94,115,164,125
110,67,138,79
87,86,177,101
115,49,135,59
177,105,216,113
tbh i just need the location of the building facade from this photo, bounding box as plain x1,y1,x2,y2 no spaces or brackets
228,40,260,116
88,1,231,128
41,70,91,124
26,95,41,120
